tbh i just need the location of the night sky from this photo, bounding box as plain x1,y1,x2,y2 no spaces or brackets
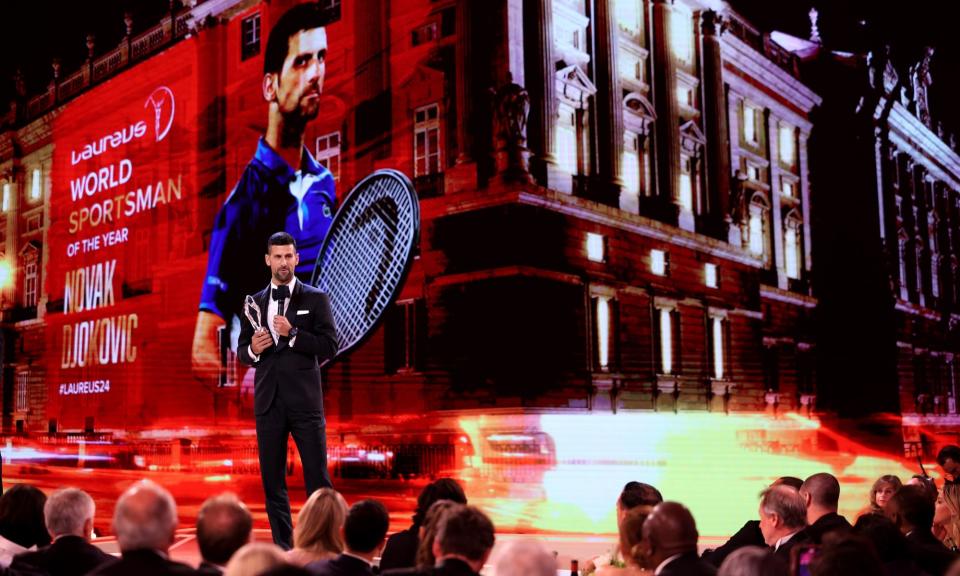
0,0,957,133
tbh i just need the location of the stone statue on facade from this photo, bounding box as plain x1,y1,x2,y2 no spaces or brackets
911,46,935,127
492,73,531,182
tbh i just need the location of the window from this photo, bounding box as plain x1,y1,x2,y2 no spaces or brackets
596,296,612,370
385,299,426,373
709,314,726,380
586,233,605,263
677,87,694,108
704,263,718,289
241,13,261,61
23,250,38,308
621,52,642,83
30,168,41,201
556,107,579,175
315,131,341,181
748,196,769,258
655,304,677,375
414,104,441,177
412,22,438,46
898,231,910,300
622,131,649,196
785,223,801,280
650,249,668,276
616,0,641,35
15,370,27,412
1,182,8,212
746,164,760,182
671,9,693,64
779,123,796,165
781,177,795,198
679,154,695,211
743,103,759,145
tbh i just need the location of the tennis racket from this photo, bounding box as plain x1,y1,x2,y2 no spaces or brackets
311,169,420,357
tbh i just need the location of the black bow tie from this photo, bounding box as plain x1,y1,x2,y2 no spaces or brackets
272,285,290,301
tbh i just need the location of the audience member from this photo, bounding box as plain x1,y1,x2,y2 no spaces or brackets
886,484,956,576
757,485,809,561
7,487,114,576
307,499,390,576
380,479,466,572
907,474,939,507
809,534,885,576
799,473,851,544
598,506,653,576
87,480,196,575
866,474,902,516
413,500,460,569
589,482,662,573
382,505,495,576
939,446,960,485
259,566,313,576
196,493,253,575
936,484,960,551
287,488,348,567
852,513,927,576
223,542,287,576
492,539,556,576
702,477,801,567
947,557,960,576
716,546,787,576
639,501,716,576
0,484,50,567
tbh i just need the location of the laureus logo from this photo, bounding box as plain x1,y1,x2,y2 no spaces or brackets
144,86,175,142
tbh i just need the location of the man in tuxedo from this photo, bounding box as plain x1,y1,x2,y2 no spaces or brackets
307,500,389,576
639,502,716,576
239,231,338,549
88,480,197,576
758,485,810,562
7,488,115,576
939,445,960,485
382,506,495,576
886,485,956,575
799,473,850,544
196,493,253,575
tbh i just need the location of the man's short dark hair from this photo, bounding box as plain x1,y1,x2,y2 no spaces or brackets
264,3,331,75
619,482,663,509
937,445,960,466
196,493,253,565
436,505,495,562
889,485,934,530
801,473,841,509
267,231,297,253
413,478,467,527
344,500,389,554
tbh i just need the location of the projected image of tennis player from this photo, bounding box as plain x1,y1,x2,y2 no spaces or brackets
192,3,337,382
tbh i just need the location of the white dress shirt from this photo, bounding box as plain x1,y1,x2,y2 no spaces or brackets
654,553,683,575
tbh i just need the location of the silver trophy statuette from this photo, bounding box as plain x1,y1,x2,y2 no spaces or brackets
244,295,263,331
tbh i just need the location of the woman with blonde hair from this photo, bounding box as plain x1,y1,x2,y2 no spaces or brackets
286,488,348,566
866,475,902,515
224,542,287,576
935,483,960,551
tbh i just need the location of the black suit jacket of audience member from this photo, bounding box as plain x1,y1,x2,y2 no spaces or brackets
381,557,480,576
701,520,764,567
905,529,956,576
658,551,718,576
6,535,116,576
772,530,811,563
85,548,198,576
196,560,224,576
804,512,852,545
307,553,376,576
378,527,418,572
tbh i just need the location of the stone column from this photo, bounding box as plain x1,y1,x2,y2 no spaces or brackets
767,111,787,289
651,0,680,216
455,0,475,164
593,0,624,207
700,10,731,237
524,0,559,187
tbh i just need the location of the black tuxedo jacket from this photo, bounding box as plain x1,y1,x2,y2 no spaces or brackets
307,553,376,576
378,527,419,572
195,561,223,576
658,552,718,576
905,529,956,576
382,557,480,576
804,512,851,544
701,520,764,567
772,530,812,563
7,535,116,576
238,280,338,416
85,549,197,576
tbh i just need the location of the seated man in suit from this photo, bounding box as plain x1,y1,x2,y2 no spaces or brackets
196,493,253,575
799,473,851,544
493,540,556,576
307,500,389,576
382,505,495,576
88,480,197,576
758,485,809,562
886,484,956,576
639,501,717,576
7,488,115,576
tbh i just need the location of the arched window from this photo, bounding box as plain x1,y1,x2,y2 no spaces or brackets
784,210,803,280
748,192,770,260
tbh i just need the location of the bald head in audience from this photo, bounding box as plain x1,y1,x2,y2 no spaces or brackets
800,473,840,524
493,540,556,576
113,480,178,553
641,502,699,566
